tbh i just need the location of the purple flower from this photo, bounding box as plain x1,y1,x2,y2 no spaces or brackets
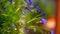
41,18,47,24
36,6,40,12
22,12,25,15
26,28,30,32
25,6,30,11
51,30,55,34
26,0,32,5
3,6,6,10
12,24,16,27
41,11,46,16
26,29,30,32
9,0,12,4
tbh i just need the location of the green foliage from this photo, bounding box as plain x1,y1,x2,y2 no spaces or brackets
0,0,55,34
